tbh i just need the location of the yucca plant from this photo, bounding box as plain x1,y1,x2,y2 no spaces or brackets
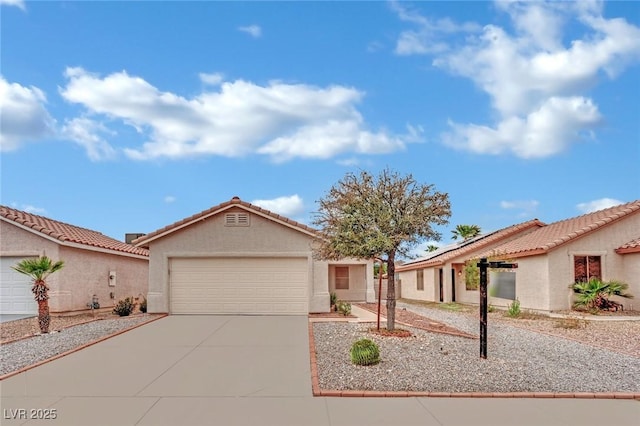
350,338,380,366
570,278,633,311
12,256,65,333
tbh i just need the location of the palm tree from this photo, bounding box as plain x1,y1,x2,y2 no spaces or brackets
451,224,481,241
12,256,64,333
570,278,633,311
426,244,439,252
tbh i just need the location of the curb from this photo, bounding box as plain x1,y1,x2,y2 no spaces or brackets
0,314,168,381
308,320,640,400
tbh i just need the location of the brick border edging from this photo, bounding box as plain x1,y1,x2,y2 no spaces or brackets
0,314,168,381
355,304,477,339
308,321,640,400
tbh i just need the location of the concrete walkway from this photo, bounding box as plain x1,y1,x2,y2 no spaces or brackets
1,315,638,425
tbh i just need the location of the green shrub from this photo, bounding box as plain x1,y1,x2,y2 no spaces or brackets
337,301,351,316
350,338,380,366
113,297,135,316
570,278,633,311
330,292,338,307
139,297,147,313
507,299,521,318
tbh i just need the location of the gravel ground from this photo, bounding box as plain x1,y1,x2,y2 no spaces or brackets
313,302,640,393
0,315,158,376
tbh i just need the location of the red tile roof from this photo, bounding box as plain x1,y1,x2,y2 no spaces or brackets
396,219,545,271
487,200,640,258
0,205,149,257
617,236,640,254
133,196,319,247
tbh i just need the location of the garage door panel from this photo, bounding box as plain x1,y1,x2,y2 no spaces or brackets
169,257,308,315
0,257,38,315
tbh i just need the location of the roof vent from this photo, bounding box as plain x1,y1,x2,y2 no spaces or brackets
225,212,250,227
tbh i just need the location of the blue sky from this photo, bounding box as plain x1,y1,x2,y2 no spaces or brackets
1,0,639,255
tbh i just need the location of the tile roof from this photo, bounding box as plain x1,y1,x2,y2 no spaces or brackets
487,200,640,258
396,219,545,271
133,196,319,247
0,205,149,257
616,236,640,254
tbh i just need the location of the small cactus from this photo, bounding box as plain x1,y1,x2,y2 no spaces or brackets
350,338,380,366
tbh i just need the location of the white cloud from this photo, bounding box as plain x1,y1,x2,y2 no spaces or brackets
500,199,539,217
0,77,56,151
199,72,224,86
443,96,602,158
394,1,640,159
251,195,305,217
576,198,624,214
61,117,117,161
0,0,25,10
10,202,46,215
164,195,176,203
238,25,262,38
59,67,409,162
391,1,480,55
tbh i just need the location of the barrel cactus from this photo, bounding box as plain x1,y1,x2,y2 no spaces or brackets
350,338,380,366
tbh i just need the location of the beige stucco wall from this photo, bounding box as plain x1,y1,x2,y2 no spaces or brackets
145,207,373,313
0,220,60,259
620,252,640,310
329,263,373,302
54,246,149,312
0,220,148,313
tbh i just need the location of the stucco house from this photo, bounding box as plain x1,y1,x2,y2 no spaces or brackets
396,219,545,305
482,200,640,312
0,205,149,314
133,197,375,315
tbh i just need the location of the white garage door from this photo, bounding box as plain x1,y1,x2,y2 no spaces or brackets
0,257,37,315
169,257,308,315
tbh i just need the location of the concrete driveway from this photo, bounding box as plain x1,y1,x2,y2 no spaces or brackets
1,315,638,426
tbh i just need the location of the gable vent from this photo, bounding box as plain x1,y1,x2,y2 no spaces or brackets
225,212,250,226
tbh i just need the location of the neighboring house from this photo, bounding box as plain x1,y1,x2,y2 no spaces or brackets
133,197,375,315
483,200,640,312
396,219,545,305
0,206,149,314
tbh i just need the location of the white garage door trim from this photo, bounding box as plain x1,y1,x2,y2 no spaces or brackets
0,256,38,315
169,257,308,315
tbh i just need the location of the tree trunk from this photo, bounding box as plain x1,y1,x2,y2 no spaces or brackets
386,251,396,331
38,300,50,334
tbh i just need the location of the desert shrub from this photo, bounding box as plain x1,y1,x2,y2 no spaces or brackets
350,338,380,366
113,297,135,316
554,316,586,329
330,292,338,308
570,278,633,312
139,297,147,313
337,301,351,316
507,299,521,318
